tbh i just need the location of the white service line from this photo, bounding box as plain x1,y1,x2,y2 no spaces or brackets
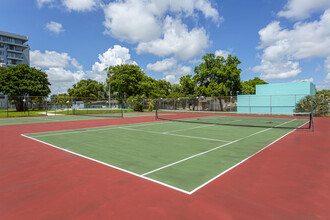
118,127,231,142
141,119,297,176
163,120,242,134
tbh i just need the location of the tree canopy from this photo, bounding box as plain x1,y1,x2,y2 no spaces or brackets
0,64,51,111
0,64,50,96
193,53,242,97
106,64,174,100
241,77,268,94
58,53,268,101
68,79,105,98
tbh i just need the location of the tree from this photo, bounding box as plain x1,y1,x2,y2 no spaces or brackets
180,75,196,97
68,79,105,98
106,64,146,101
0,64,51,111
193,53,242,110
241,77,268,94
296,95,324,115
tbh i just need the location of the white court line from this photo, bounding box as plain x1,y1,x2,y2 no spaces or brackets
118,127,231,143
21,134,191,195
163,120,242,134
21,117,304,195
32,117,63,121
26,120,172,138
189,119,310,194
141,119,297,176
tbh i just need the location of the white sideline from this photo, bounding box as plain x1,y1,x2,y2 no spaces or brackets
141,119,297,176
21,118,305,195
26,120,172,137
21,134,191,194
189,119,310,194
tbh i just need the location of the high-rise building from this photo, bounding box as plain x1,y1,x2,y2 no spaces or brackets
0,31,30,68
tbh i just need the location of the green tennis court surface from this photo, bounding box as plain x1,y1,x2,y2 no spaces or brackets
0,112,156,126
23,115,309,194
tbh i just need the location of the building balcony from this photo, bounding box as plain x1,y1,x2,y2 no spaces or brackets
7,56,24,61
0,39,29,48
7,49,24,54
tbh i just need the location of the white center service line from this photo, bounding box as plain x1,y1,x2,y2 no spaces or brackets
118,127,231,143
141,119,297,176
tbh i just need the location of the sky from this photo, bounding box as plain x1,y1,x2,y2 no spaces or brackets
1,0,330,94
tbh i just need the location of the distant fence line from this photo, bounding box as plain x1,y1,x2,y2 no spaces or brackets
0,94,329,117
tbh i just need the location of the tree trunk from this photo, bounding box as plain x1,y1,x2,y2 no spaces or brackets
14,96,26,111
218,97,224,111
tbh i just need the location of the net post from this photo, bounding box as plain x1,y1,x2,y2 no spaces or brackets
121,102,124,118
155,100,158,120
45,98,48,116
311,113,314,132
6,96,8,117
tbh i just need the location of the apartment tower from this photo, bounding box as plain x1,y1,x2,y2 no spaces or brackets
0,31,30,68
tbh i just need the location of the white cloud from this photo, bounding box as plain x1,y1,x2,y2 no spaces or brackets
147,57,192,84
254,59,301,80
103,1,162,43
291,77,314,83
215,49,230,58
325,57,330,73
46,68,85,94
30,50,81,69
164,75,179,84
103,0,220,43
278,0,330,20
37,0,55,8
136,16,209,60
325,73,330,83
254,9,330,80
30,50,86,94
45,21,64,34
147,58,177,72
103,0,219,60
62,0,99,11
36,0,99,11
91,45,137,82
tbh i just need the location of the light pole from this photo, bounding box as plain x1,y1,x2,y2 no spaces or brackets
108,73,113,109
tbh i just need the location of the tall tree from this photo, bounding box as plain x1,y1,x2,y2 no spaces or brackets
180,75,196,97
0,64,51,111
68,79,105,98
241,77,268,94
193,53,242,110
106,64,147,100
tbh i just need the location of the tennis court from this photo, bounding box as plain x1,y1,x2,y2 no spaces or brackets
0,111,156,126
22,112,311,194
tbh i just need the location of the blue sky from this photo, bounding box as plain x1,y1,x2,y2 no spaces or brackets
1,0,330,94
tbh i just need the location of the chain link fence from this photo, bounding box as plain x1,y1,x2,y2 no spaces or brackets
0,94,329,117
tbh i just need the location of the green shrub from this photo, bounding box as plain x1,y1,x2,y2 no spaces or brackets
296,95,324,115
133,101,143,112
147,100,155,111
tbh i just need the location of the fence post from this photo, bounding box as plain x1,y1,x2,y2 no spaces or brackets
270,95,272,114
6,96,8,117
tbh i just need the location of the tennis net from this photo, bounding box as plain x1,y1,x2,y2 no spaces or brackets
155,109,313,131
73,108,124,118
